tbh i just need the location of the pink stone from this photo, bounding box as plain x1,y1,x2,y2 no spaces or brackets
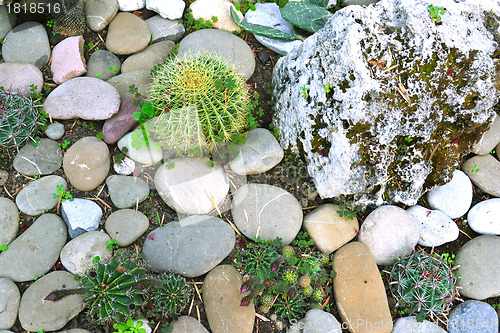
103,98,141,144
50,36,87,84
0,63,44,96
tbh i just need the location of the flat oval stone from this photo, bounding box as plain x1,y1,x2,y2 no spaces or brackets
142,215,235,277
456,235,500,300
86,50,121,80
106,69,152,100
146,15,185,43
106,12,151,55
1,21,50,68
147,0,184,20
15,175,67,216
190,0,242,32
0,278,20,330
472,114,500,155
18,271,86,332
448,300,499,333
0,214,67,282
0,198,19,246
232,183,303,245
63,137,110,191
358,205,420,265
106,175,149,208
154,158,229,215
462,155,500,197
303,203,358,254
332,242,393,333
44,77,120,120
85,0,119,32
0,5,16,40
105,209,149,247
60,231,112,275
406,205,459,247
103,98,141,144
392,316,446,333
51,36,86,84
170,316,209,333
61,198,103,239
203,265,255,333
13,138,62,176
229,128,284,175
178,29,255,79
0,63,43,96
45,123,66,140
118,0,145,11
468,198,500,235
426,169,472,219
122,40,175,73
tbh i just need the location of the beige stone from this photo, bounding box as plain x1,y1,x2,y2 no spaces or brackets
203,265,255,333
332,242,392,333
62,137,110,191
462,154,500,197
190,0,243,32
303,203,358,254
121,40,175,73
106,12,151,55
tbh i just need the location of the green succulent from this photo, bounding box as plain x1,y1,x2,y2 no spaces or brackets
231,0,333,41
302,285,313,297
45,257,149,325
0,87,40,149
236,238,281,281
272,292,308,321
389,252,459,319
148,273,193,316
282,245,295,259
260,293,274,307
282,268,298,285
311,288,324,302
147,52,250,155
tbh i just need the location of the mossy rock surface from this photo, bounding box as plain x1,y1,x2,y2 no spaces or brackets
272,0,500,207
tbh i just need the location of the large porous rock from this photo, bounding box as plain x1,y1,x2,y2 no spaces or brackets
272,0,500,207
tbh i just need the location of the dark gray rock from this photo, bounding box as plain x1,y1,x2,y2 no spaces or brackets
61,198,102,238
0,197,19,246
0,5,16,40
18,271,86,332
106,175,149,209
15,175,67,216
0,214,67,282
146,15,185,43
142,215,235,277
13,139,62,176
272,0,500,207
1,21,50,68
0,278,19,330
85,50,121,80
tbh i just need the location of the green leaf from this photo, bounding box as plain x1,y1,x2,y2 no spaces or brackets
230,7,303,41
303,0,329,8
142,103,154,117
280,1,333,33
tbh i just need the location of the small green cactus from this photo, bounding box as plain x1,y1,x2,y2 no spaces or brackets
147,52,250,155
282,268,298,284
282,245,295,259
298,274,311,288
148,273,193,316
311,288,324,302
302,285,313,297
0,87,40,149
389,251,459,319
260,293,274,307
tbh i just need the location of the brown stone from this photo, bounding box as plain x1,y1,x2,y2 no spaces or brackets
62,137,110,191
332,242,392,333
106,12,151,55
303,203,359,254
203,265,255,333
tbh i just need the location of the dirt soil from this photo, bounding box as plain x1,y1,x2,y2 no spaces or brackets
3,6,500,333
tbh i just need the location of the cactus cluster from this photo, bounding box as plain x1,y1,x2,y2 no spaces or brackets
148,273,192,316
147,52,250,155
389,252,459,319
231,0,333,41
0,87,40,149
235,235,333,322
45,256,194,325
